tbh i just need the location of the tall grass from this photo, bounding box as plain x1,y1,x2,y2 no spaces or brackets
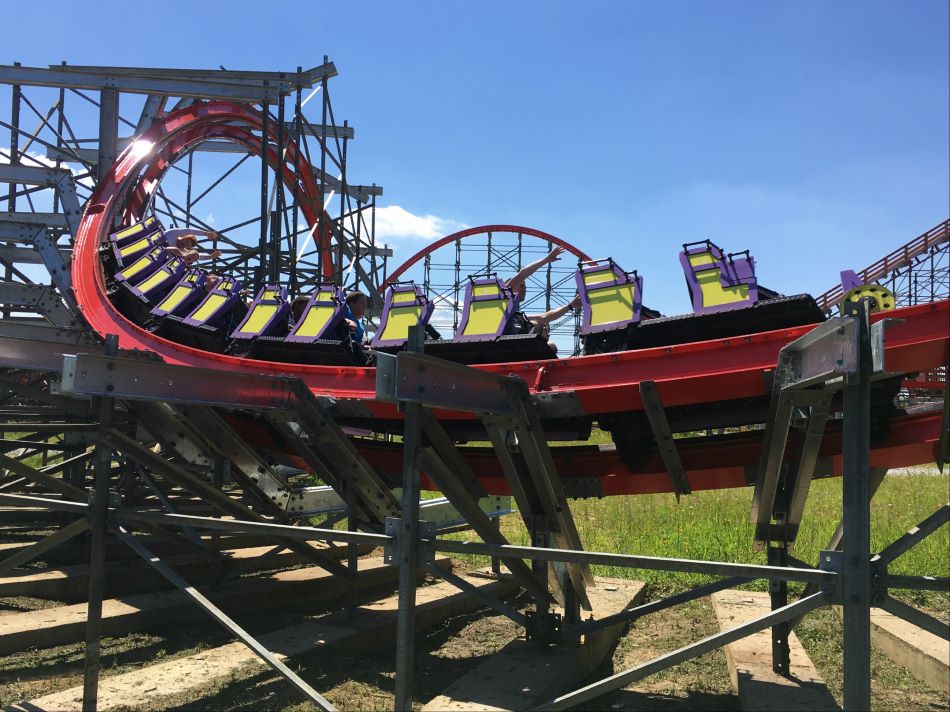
455,473,949,605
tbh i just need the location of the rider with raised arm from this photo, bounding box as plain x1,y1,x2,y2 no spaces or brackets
164,232,223,266
504,245,581,345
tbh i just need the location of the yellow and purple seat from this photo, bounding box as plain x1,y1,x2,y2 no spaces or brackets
679,240,759,315
108,216,161,248
369,282,434,349
453,276,516,343
181,276,244,330
113,245,170,286
575,258,643,336
109,218,167,267
285,283,346,344
230,285,289,341
126,256,187,301
150,269,209,319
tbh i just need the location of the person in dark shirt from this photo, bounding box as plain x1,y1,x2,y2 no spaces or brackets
288,295,310,330
343,290,367,344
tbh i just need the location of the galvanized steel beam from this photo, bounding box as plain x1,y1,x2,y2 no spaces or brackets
0,65,288,102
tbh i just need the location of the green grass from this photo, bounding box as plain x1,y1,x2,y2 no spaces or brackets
450,472,949,607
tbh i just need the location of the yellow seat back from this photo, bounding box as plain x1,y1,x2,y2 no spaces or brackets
293,304,335,338
689,252,749,308
156,284,192,314
189,293,226,323
380,305,424,341
458,282,511,339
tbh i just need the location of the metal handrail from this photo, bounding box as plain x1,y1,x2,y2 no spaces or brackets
816,219,949,311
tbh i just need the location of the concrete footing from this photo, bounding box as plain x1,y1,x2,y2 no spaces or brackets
711,590,838,711
423,577,645,711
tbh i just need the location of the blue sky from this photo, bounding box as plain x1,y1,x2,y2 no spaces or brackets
4,0,948,315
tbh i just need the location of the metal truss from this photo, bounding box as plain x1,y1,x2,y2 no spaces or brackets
816,219,949,312
0,61,389,330
0,334,510,710
375,313,948,710
406,227,586,354
0,306,947,710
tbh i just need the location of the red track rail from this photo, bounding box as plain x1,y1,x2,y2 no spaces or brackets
228,407,945,496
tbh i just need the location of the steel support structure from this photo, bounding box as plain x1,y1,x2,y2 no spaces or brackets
0,61,389,333
0,336,512,709
0,59,947,708
373,304,948,710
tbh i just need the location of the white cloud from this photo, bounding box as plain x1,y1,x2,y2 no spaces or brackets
0,147,58,170
373,205,468,241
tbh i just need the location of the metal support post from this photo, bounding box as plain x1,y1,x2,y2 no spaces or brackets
81,334,118,711
491,517,502,575
841,301,872,711
211,455,226,548
258,92,270,292
639,380,691,498
317,65,328,278
5,63,20,319
527,515,558,644
768,544,790,674
559,556,579,628
345,483,359,618
273,95,285,285
393,325,424,711
96,89,118,184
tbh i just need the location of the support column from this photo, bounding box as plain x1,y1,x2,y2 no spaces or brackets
842,301,872,711
768,543,790,674
345,483,359,618
529,515,552,642
81,334,118,711
96,89,118,184
4,63,21,319
394,326,424,711
258,90,270,293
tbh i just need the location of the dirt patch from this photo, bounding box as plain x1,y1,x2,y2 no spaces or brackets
1,576,948,711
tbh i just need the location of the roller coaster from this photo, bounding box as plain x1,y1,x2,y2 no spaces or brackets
1,62,948,711
71,101,949,498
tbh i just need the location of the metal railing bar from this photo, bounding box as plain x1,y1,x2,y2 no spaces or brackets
425,561,527,627
884,574,949,592
874,504,949,566
119,509,391,547
564,576,750,639
534,592,828,710
113,525,336,711
878,594,950,640
434,540,834,585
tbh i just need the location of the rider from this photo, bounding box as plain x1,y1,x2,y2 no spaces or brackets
343,290,367,344
504,245,581,339
164,232,222,266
